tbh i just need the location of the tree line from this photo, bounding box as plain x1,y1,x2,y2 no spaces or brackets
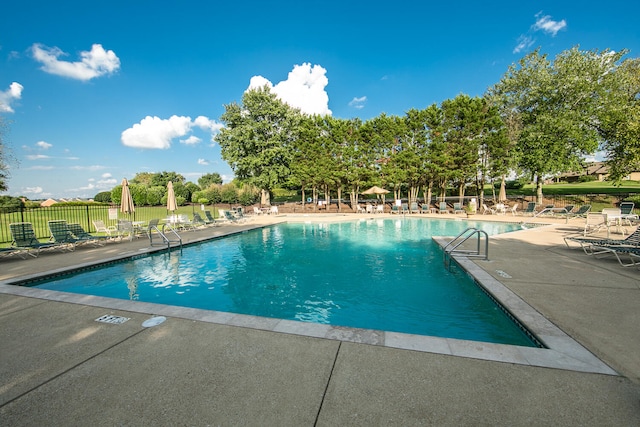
95,171,260,207
216,46,640,206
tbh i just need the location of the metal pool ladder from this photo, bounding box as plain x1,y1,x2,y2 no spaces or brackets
148,219,182,253
442,227,489,269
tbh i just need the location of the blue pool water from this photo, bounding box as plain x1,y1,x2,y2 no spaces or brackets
30,218,536,346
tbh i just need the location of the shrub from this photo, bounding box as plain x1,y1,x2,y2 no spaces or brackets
578,175,598,183
505,180,526,190
0,195,24,212
93,191,112,203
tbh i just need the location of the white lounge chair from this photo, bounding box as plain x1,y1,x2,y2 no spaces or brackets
92,219,118,237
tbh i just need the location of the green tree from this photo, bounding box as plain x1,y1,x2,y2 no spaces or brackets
150,171,185,187
0,116,12,192
93,191,112,203
146,186,165,206
216,86,301,205
198,172,223,188
489,47,622,203
596,56,640,181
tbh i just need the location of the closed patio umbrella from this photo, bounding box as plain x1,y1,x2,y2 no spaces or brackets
120,178,135,215
166,181,177,212
498,177,507,202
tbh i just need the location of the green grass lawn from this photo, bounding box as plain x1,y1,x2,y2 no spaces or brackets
510,180,640,196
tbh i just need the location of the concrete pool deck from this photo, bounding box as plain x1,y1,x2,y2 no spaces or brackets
1,213,639,425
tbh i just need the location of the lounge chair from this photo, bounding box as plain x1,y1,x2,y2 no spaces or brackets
366,203,374,214
589,244,640,267
217,209,237,223
376,204,384,214
9,222,57,257
191,212,209,228
391,205,400,214
48,220,80,250
269,206,279,215
401,203,409,214
204,210,218,225
176,214,196,230
620,202,638,224
0,246,23,259
534,204,556,217
67,223,107,246
117,220,135,241
521,202,537,216
565,227,640,254
481,204,494,215
92,219,119,238
410,202,419,214
565,205,591,222
438,202,449,214
420,204,431,214
453,203,464,214
508,203,519,215
224,209,240,222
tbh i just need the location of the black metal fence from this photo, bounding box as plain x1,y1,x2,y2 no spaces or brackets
0,204,197,245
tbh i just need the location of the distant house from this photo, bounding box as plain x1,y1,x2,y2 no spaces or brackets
40,198,58,207
558,162,640,182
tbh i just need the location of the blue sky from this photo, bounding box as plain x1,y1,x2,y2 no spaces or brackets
1,1,639,199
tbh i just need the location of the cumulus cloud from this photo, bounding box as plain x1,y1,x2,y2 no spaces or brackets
32,43,121,81
180,135,201,145
0,82,23,113
121,115,222,150
197,158,209,165
514,12,567,53
36,140,52,150
23,186,43,195
533,13,567,36
247,63,331,116
348,96,367,110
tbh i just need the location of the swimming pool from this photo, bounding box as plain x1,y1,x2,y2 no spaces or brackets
29,218,537,347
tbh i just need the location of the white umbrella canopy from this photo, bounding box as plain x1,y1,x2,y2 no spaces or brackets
166,181,177,212
362,185,390,195
120,178,135,215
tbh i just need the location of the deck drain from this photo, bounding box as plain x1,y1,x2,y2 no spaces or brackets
95,314,130,324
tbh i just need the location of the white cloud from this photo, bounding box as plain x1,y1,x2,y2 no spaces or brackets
513,12,567,54
513,35,534,54
0,82,23,113
36,140,52,150
26,154,50,160
198,158,209,165
121,115,193,149
194,115,224,133
26,165,55,171
533,13,567,36
121,115,222,150
101,172,112,179
68,165,106,171
23,186,43,194
180,135,201,145
31,43,121,81
247,63,331,116
349,96,367,110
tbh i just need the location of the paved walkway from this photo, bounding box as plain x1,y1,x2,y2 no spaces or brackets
1,213,639,425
